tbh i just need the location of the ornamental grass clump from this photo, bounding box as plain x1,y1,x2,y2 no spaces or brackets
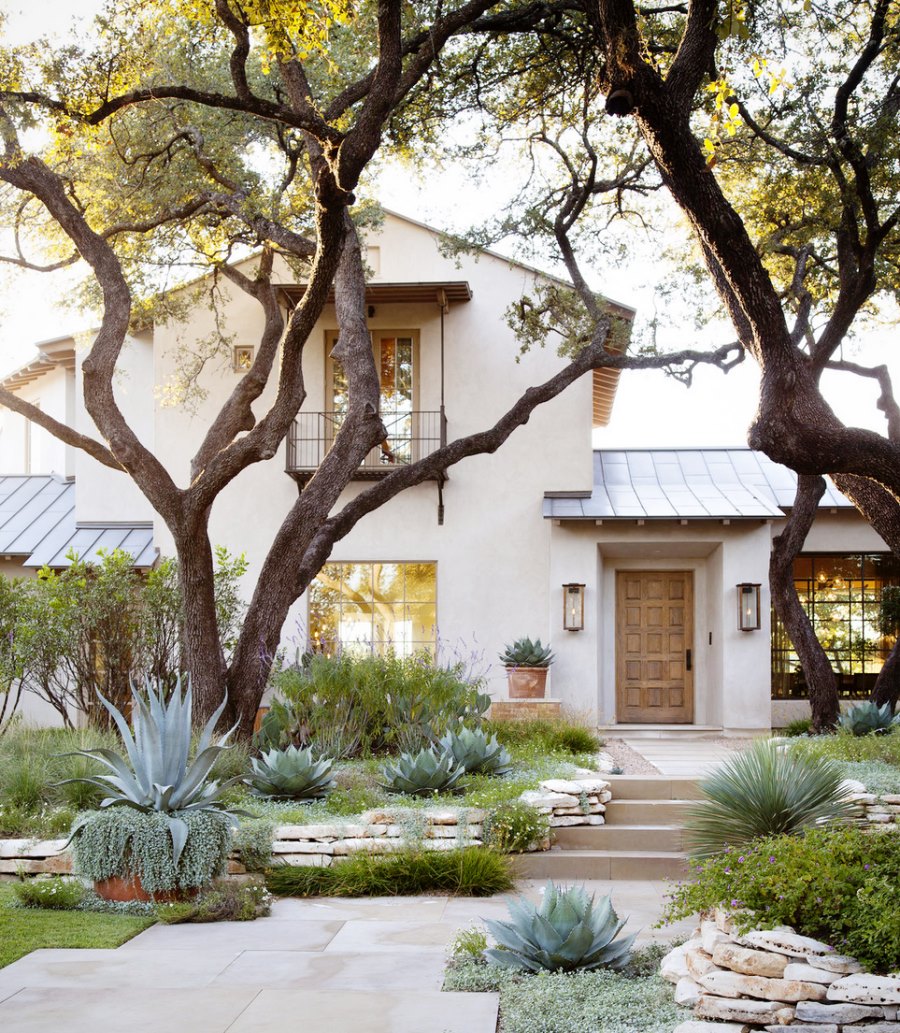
684,737,857,857
485,882,635,973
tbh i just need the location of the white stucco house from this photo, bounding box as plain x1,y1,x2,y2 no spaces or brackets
0,211,894,733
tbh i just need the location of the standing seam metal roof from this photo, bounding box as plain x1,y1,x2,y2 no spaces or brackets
542,448,851,520
0,475,156,567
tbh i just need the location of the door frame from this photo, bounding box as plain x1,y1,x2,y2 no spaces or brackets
614,568,695,724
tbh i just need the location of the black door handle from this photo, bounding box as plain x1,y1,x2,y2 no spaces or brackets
686,648,692,671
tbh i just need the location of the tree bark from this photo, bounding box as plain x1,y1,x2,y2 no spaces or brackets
770,475,839,731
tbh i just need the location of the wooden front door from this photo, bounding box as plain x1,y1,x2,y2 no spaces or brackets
616,571,694,723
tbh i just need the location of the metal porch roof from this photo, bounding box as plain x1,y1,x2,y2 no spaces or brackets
0,475,156,568
543,448,852,521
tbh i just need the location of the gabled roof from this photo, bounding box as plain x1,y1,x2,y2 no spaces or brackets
0,475,156,568
543,448,852,521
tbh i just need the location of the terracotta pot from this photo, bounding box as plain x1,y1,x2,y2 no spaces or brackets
94,874,199,904
506,667,549,699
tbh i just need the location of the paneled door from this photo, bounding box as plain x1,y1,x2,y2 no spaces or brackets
615,571,694,723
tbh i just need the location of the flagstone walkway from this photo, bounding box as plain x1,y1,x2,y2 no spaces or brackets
0,880,694,1033
623,737,755,777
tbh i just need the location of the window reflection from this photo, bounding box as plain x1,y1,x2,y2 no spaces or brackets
772,553,900,699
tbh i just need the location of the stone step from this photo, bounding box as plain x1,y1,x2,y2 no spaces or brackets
606,724,724,739
605,775,704,800
515,848,689,881
553,824,685,852
604,799,696,825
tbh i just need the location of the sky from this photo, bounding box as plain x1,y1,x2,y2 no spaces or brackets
0,0,897,450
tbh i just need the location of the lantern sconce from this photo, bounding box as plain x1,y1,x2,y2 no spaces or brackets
737,583,761,631
562,583,586,631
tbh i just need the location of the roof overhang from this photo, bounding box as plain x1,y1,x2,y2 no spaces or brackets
278,281,473,308
1,335,76,392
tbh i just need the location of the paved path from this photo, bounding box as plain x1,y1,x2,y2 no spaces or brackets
623,737,751,777
0,880,693,1032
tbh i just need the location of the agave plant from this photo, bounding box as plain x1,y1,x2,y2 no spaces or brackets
62,676,242,865
380,745,467,796
498,637,555,668
837,701,900,737
439,725,512,776
485,882,635,973
245,745,336,800
684,738,858,858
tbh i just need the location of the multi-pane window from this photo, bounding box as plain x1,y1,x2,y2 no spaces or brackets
771,553,900,699
308,561,437,657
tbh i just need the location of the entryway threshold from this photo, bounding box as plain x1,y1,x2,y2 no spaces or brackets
603,724,723,740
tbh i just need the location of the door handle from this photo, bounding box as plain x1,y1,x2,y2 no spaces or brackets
686,649,692,671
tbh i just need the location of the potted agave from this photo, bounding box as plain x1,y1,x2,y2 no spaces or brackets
499,637,555,699
62,676,243,902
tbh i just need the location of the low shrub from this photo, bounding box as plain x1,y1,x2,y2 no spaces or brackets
662,825,900,973
684,738,855,856
233,819,276,872
266,846,514,898
485,716,601,757
482,800,549,853
447,924,489,961
780,717,812,737
154,878,272,923
839,759,900,795
789,727,900,765
13,876,86,910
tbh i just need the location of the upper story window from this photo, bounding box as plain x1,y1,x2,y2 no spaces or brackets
771,552,900,700
308,561,437,658
233,346,255,371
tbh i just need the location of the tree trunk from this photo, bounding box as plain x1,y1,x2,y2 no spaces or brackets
872,639,900,709
770,474,839,731
174,524,229,726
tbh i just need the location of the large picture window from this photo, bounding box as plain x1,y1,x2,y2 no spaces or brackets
308,562,437,657
772,553,900,699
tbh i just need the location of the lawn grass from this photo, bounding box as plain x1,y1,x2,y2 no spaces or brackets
0,884,154,969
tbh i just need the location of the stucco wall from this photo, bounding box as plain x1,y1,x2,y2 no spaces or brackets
0,367,72,476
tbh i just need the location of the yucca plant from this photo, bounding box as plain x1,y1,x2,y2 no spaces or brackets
62,676,242,866
499,637,555,667
438,725,512,776
380,745,466,796
485,882,635,972
837,701,900,737
245,745,336,800
684,738,858,858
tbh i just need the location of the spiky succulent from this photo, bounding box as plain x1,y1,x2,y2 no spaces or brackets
837,701,900,737
245,745,336,800
439,725,512,776
380,745,467,796
498,637,555,668
485,882,635,973
62,676,241,865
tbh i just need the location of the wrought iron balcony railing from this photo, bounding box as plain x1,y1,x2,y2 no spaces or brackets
286,410,446,480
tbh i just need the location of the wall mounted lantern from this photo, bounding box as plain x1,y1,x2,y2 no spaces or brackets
737,583,762,631
562,583,586,631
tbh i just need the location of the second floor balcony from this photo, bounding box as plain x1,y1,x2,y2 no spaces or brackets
286,409,446,482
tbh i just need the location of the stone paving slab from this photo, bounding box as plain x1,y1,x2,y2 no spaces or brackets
324,918,458,953
0,987,261,1033
212,949,446,990
267,896,449,922
226,989,499,1033
0,948,237,989
120,916,342,951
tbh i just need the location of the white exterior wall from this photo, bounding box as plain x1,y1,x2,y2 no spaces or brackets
73,332,156,523
0,366,72,476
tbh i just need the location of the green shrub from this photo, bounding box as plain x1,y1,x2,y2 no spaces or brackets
780,717,813,737
71,808,233,894
662,824,900,973
267,651,489,758
482,801,549,853
154,878,272,923
13,876,86,910
790,727,900,765
684,738,856,856
448,924,489,961
485,717,601,757
266,846,514,897
233,819,276,872
839,760,900,795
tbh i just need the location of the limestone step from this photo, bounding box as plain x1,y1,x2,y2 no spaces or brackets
605,775,704,800
552,824,684,852
605,724,724,739
604,799,696,825
515,848,689,881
